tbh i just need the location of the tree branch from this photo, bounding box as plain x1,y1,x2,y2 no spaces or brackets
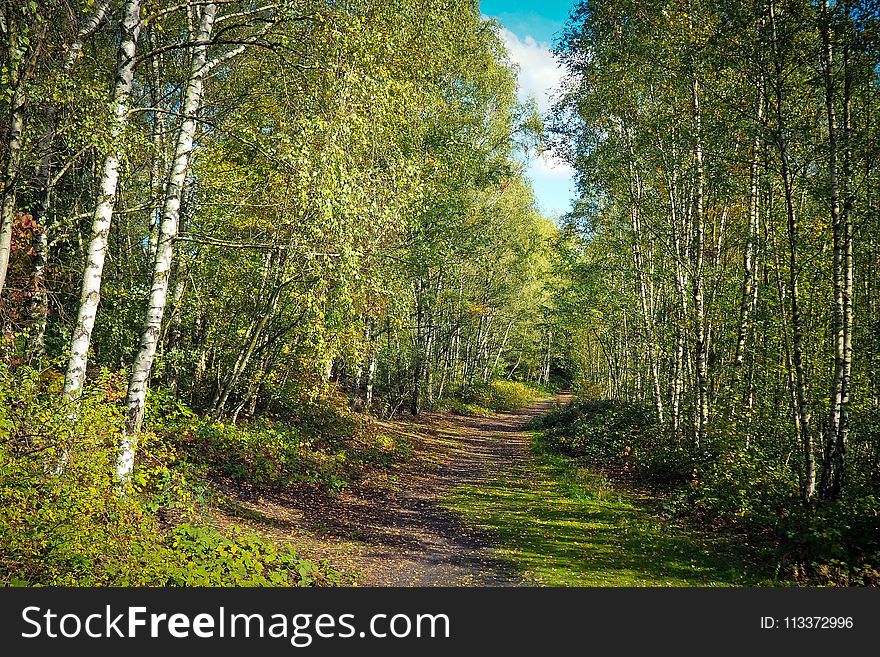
177,232,339,258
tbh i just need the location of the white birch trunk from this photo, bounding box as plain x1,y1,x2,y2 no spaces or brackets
119,4,217,483
365,355,377,407
838,45,854,498
691,76,709,449
770,0,814,500
625,135,665,425
491,318,513,375
820,1,844,499
63,0,142,402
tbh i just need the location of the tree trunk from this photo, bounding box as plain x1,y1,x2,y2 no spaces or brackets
733,81,763,410
491,318,513,375
411,280,425,415
626,134,665,425
820,1,844,499
365,353,377,408
838,38,854,499
666,156,687,440
821,11,853,500
121,3,217,472
691,75,709,449
212,285,280,418
771,0,815,501
28,0,111,353
0,82,27,297
63,0,142,402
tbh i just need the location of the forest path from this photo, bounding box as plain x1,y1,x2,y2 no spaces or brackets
215,393,759,586
215,395,570,586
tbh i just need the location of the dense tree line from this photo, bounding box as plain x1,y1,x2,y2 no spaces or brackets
550,0,880,531
0,1,556,481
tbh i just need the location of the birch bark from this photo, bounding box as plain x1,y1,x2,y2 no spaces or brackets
770,0,815,500
63,0,142,401
691,76,709,449
121,4,218,475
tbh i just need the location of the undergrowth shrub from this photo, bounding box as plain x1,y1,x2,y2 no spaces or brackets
145,386,408,492
0,365,341,586
529,399,661,468
440,380,546,416
530,397,880,585
162,524,341,586
439,398,493,417
456,380,544,413
0,366,163,585
690,446,797,523
775,496,880,586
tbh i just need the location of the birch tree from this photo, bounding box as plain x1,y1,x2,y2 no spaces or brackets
118,2,219,481
62,0,142,401
28,0,112,355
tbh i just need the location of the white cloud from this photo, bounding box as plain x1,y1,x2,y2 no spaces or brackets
498,28,564,115
529,151,575,180
496,26,576,216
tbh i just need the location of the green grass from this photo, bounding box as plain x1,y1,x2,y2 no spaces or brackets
443,437,772,586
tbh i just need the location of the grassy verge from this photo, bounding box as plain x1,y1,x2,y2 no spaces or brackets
527,398,880,586
443,432,771,586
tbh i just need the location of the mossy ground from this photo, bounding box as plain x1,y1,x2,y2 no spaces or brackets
443,439,772,586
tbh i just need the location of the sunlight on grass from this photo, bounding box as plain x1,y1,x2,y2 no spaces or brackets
443,440,767,587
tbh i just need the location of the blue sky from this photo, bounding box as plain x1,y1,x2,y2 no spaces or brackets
480,1,577,218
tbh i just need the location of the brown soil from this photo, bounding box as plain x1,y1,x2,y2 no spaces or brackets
211,395,570,586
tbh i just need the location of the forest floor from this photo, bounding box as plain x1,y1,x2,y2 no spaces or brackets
211,395,766,586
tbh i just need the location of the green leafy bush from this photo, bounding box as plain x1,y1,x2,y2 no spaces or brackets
530,398,659,466
162,524,341,587
465,380,544,411
776,496,880,586
440,398,493,417
145,387,407,492
690,446,797,523
0,365,342,587
440,380,546,416
0,366,165,586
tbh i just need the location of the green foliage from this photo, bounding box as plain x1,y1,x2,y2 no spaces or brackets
162,524,341,587
690,447,798,523
441,381,546,416
145,386,407,492
0,366,163,586
776,497,880,587
440,398,493,417
0,366,341,587
532,399,696,492
466,380,545,412
529,398,660,467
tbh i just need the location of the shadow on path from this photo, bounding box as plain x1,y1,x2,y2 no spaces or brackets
214,395,569,586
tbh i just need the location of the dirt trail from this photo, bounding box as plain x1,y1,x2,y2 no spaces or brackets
215,395,569,585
